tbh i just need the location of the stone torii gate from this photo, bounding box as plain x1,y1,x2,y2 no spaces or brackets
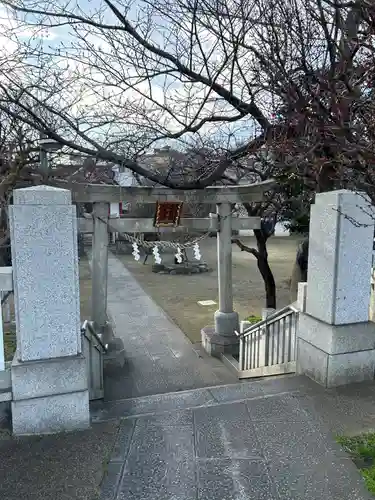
69,179,274,357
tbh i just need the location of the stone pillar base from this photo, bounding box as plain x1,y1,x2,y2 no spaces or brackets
214,310,239,336
201,326,239,358
296,313,375,388
11,354,90,435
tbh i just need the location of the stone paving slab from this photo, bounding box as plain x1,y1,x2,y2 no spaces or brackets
99,388,373,500
90,375,319,422
119,457,196,500
0,421,119,500
95,253,375,499
91,386,217,421
194,402,264,459
103,253,237,401
197,459,278,500
270,457,368,500
294,382,375,435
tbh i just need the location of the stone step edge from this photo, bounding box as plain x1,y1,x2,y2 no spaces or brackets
90,375,308,421
91,389,301,422
96,373,301,407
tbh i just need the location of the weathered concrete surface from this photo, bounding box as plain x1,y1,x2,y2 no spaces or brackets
103,253,237,401
0,421,119,500
94,375,375,500
298,190,375,388
91,245,374,500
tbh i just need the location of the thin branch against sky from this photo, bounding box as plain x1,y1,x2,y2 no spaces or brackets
0,0,373,193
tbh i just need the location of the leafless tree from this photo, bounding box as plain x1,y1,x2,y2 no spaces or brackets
1,0,373,191
0,109,120,262
0,0,374,307
0,113,40,262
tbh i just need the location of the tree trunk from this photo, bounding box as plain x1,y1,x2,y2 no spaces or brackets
254,229,276,309
256,254,276,309
232,221,277,310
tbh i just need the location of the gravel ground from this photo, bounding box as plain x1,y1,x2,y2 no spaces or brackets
115,235,300,343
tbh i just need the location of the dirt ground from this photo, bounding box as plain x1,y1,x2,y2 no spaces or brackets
116,235,301,343
1,238,300,351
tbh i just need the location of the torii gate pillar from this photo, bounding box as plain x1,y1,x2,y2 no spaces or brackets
201,202,240,357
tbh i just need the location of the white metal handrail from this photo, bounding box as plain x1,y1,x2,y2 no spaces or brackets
81,320,107,350
0,269,14,373
237,305,299,377
236,304,299,338
81,320,107,400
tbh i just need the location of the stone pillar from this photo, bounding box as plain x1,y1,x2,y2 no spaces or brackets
297,190,375,387
10,186,89,435
201,202,239,357
370,269,375,322
296,282,307,312
92,202,109,335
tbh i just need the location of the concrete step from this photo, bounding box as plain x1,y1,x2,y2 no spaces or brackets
97,375,373,500
90,374,321,422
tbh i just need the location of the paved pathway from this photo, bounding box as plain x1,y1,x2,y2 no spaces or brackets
94,375,374,500
104,253,236,401
95,253,373,500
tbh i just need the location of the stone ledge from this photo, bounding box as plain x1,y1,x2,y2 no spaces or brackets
11,390,90,436
11,354,88,401
298,313,375,354
201,326,239,358
296,338,375,388
220,354,240,377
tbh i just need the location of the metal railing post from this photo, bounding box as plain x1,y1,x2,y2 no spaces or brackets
264,323,270,367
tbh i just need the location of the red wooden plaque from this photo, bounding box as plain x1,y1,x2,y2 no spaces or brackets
154,201,183,227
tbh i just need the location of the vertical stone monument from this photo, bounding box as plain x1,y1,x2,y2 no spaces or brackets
297,190,375,387
9,185,89,434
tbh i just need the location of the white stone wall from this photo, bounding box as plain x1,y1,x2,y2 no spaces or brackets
370,267,375,322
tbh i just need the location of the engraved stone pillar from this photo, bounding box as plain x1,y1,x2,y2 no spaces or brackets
297,190,375,387
10,185,89,435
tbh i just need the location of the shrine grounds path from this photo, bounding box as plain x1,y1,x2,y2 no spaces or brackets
115,235,300,343
1,248,375,500
90,252,375,500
